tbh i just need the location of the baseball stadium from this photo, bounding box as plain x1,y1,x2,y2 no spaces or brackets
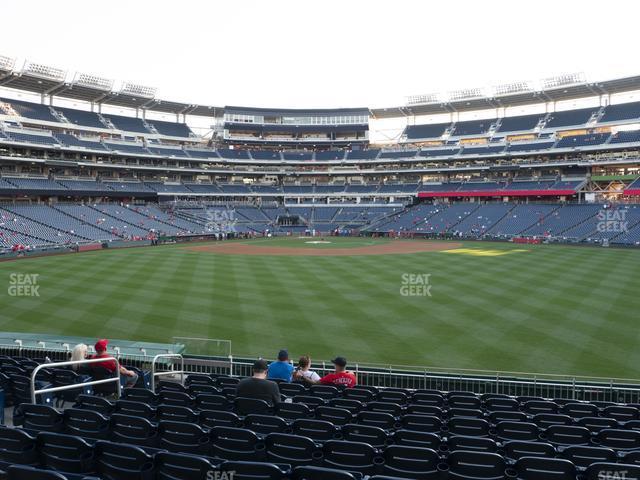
1,2,640,479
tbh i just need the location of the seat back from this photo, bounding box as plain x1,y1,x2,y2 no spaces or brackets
515,456,577,480
245,414,288,435
357,411,396,430
341,424,388,449
584,462,640,480
447,450,506,480
265,433,318,466
200,409,242,429
13,404,63,433
94,440,154,480
322,440,378,474
0,426,38,465
211,426,263,461
63,408,110,439
6,465,70,480
315,406,353,426
447,417,490,437
73,394,114,416
109,413,158,447
157,405,198,424
37,431,94,473
115,399,157,421
383,445,440,478
495,421,540,441
155,451,217,480
219,460,288,480
502,440,555,461
235,397,273,416
560,445,617,469
448,435,498,453
158,420,211,455
292,418,337,442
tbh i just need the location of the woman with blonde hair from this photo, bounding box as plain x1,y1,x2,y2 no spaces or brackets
70,343,88,372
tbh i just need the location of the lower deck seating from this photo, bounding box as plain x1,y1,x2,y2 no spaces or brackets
4,352,640,479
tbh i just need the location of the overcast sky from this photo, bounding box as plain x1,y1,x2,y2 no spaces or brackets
2,0,639,110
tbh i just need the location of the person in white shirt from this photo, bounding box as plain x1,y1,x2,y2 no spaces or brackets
293,355,320,384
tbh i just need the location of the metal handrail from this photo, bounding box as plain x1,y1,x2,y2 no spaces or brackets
30,357,121,404
151,354,184,391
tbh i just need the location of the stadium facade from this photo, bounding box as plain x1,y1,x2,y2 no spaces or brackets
1,56,640,249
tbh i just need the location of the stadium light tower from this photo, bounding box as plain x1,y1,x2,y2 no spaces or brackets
493,81,533,97
447,87,484,102
406,93,440,106
73,72,114,92
22,60,66,82
0,54,16,72
120,81,156,99
541,72,586,90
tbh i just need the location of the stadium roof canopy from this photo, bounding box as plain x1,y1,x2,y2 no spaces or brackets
225,106,370,117
0,56,224,117
370,74,640,119
1,55,640,120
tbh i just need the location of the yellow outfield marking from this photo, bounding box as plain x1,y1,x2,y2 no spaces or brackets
442,248,529,257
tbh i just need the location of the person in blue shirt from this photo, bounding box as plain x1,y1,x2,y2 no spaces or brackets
267,349,294,382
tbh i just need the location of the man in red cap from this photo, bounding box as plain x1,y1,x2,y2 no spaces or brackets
90,339,138,387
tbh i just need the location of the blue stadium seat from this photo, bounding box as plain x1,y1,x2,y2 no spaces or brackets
315,406,353,426
494,421,540,442
322,440,380,475
109,414,158,447
392,430,441,450
584,463,640,480
236,397,274,416
543,425,591,446
157,405,199,424
114,400,157,421
13,404,63,433
0,426,39,465
154,451,217,480
211,427,265,461
63,408,110,440
265,433,320,467
381,445,442,479
94,440,154,480
291,465,359,480
560,445,617,469
448,435,498,453
513,456,576,480
447,450,506,480
341,424,387,449
200,409,242,429
291,419,337,442
158,420,210,455
502,440,556,461
245,414,289,436
37,432,94,474
219,461,288,480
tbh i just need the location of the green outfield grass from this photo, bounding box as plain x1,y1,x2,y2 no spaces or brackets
1,238,639,378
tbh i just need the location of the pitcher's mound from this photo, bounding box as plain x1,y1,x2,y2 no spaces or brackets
186,240,462,256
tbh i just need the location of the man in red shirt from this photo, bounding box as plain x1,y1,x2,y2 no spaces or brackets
318,357,357,388
90,339,138,387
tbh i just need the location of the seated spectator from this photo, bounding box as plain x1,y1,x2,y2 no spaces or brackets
267,349,294,382
299,356,357,388
70,343,89,374
293,355,320,383
89,339,138,388
236,359,281,406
